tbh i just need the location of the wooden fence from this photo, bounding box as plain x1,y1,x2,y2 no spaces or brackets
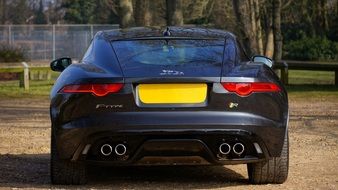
274,60,338,86
0,62,50,90
0,60,338,90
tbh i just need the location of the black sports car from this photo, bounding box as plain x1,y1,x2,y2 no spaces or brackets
50,27,288,185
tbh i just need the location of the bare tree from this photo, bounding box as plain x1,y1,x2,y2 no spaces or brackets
211,0,235,30
135,0,152,26
253,0,264,54
232,0,257,55
186,0,210,21
166,0,184,26
0,0,5,24
150,0,167,26
117,0,135,28
263,0,274,58
273,0,282,60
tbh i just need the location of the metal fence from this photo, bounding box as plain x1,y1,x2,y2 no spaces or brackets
0,24,119,62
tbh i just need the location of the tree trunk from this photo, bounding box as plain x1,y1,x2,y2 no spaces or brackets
249,0,257,45
212,0,234,29
118,0,135,28
205,0,215,22
273,0,282,60
232,0,257,55
302,0,315,37
0,0,2,24
135,0,152,26
186,0,210,21
166,0,183,26
264,0,274,58
322,0,329,32
265,28,274,58
253,0,264,55
0,0,6,24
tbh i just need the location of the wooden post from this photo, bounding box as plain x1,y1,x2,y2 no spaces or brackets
52,25,56,60
29,70,33,80
90,25,94,39
19,62,29,90
38,70,43,80
280,61,289,85
335,70,338,86
47,70,52,80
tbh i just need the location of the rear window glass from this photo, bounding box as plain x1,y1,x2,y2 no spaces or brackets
111,40,224,68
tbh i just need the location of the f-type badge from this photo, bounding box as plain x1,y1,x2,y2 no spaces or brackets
96,104,123,109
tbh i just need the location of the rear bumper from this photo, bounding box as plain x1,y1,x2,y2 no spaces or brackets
53,111,287,165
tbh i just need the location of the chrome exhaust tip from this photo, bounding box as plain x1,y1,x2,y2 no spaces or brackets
219,143,231,155
114,144,127,156
233,143,245,155
100,144,113,156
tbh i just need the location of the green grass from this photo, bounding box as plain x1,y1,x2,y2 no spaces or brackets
286,85,338,99
0,80,54,98
0,65,50,73
0,71,59,98
285,70,338,98
0,70,337,99
287,70,335,85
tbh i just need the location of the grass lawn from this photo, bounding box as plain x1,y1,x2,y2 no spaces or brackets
283,70,338,99
287,70,335,85
0,80,54,98
0,72,59,98
0,70,337,99
286,85,338,99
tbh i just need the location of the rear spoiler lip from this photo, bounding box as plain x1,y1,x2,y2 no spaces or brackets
124,77,221,83
110,36,224,42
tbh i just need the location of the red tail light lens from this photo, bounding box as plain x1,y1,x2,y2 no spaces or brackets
221,82,281,96
60,83,124,96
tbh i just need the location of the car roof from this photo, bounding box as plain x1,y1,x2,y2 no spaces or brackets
98,26,236,41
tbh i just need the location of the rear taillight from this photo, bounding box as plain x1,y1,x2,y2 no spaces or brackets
221,82,281,96
60,83,123,96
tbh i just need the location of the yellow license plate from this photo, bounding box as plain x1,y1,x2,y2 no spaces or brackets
138,83,207,104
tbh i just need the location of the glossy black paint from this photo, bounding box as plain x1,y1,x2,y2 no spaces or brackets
50,27,288,166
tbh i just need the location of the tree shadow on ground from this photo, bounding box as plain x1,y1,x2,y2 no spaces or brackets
0,154,249,189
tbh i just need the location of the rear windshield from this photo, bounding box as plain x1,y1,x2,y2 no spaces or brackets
111,39,224,69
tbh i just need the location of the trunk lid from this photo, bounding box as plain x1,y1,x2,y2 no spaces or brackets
111,38,225,107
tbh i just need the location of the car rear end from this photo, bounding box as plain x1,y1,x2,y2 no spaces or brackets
50,30,288,184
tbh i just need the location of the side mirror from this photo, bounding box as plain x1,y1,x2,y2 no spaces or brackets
252,55,273,67
50,57,72,72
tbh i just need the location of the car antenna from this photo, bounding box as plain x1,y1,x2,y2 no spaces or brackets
163,27,171,36
163,27,171,45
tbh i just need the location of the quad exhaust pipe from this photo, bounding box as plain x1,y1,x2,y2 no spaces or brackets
114,144,127,156
102,142,243,157
233,143,245,155
100,144,113,156
100,143,127,156
219,143,231,155
218,142,245,156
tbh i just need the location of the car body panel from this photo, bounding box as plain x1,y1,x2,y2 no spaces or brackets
50,27,288,166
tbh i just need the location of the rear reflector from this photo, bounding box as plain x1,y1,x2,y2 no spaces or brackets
60,83,123,96
221,82,281,96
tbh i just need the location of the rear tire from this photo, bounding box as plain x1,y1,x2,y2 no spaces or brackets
247,132,289,184
50,132,87,185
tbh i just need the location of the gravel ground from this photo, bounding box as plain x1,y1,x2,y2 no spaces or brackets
0,97,337,190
